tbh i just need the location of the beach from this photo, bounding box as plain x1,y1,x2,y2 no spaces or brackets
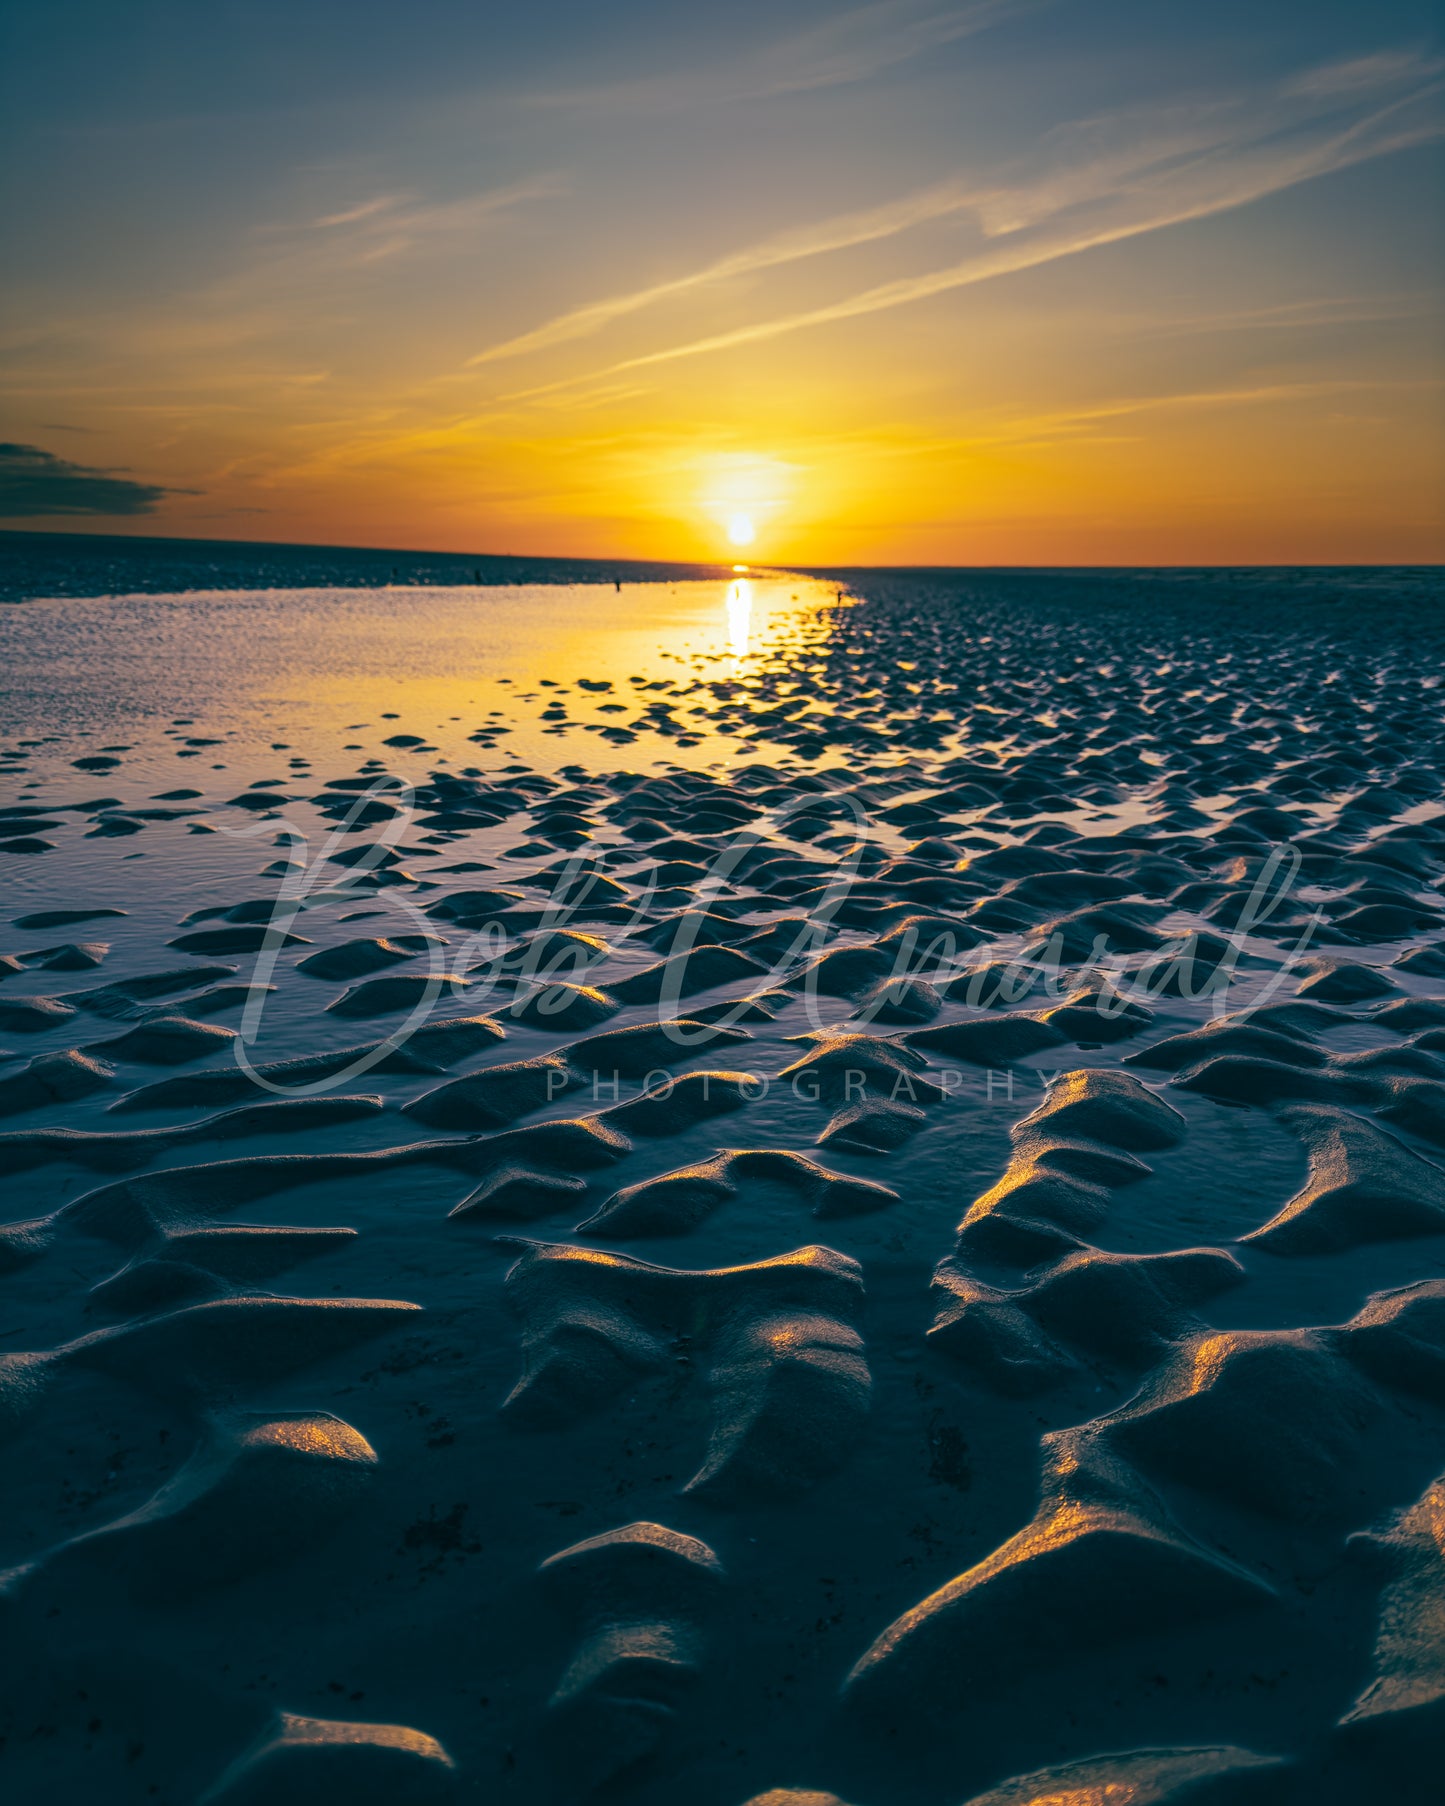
0,557,1443,1804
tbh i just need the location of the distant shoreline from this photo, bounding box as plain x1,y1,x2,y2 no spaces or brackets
0,525,1439,608
0,528,739,606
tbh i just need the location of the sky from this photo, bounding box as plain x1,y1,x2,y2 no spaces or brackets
1,0,1442,565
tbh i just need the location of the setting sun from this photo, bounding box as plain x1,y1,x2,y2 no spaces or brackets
727,513,756,547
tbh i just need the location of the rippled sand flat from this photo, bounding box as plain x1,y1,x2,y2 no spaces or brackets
1,564,1443,1805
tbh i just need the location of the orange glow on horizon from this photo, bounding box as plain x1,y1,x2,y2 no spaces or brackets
4,15,1439,570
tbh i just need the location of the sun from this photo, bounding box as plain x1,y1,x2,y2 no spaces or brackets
727,513,755,547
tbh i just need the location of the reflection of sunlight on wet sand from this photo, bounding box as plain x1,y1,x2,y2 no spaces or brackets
726,578,752,659
0,575,845,783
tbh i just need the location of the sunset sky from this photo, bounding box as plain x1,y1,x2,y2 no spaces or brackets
1,0,1442,564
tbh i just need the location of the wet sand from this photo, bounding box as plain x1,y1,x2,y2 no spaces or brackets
0,564,1443,1804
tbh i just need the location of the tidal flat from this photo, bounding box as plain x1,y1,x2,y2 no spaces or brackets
1,560,1443,1805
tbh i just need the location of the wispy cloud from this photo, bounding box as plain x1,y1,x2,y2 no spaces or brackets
1001,377,1440,442
497,49,1444,399
527,0,1032,112
854,375,1443,459
312,194,412,228
280,176,567,267
468,178,974,365
1283,49,1431,100
1136,293,1438,338
738,0,1029,100
0,173,571,418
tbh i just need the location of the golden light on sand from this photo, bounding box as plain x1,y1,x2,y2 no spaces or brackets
728,513,756,547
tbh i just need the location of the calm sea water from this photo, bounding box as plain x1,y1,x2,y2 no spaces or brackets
0,574,846,788
2,533,1439,793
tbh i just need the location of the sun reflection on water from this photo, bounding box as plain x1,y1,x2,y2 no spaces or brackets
726,577,753,659
0,574,848,784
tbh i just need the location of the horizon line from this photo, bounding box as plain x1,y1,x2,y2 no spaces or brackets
0,525,1439,575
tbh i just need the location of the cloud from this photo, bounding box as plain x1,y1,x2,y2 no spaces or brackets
850,376,1442,460
275,176,567,268
0,443,186,517
739,0,1027,100
326,179,564,246
999,377,1438,441
0,174,569,413
1283,50,1433,100
313,194,412,228
468,177,974,365
528,0,1031,112
1137,292,1437,338
503,49,1445,399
